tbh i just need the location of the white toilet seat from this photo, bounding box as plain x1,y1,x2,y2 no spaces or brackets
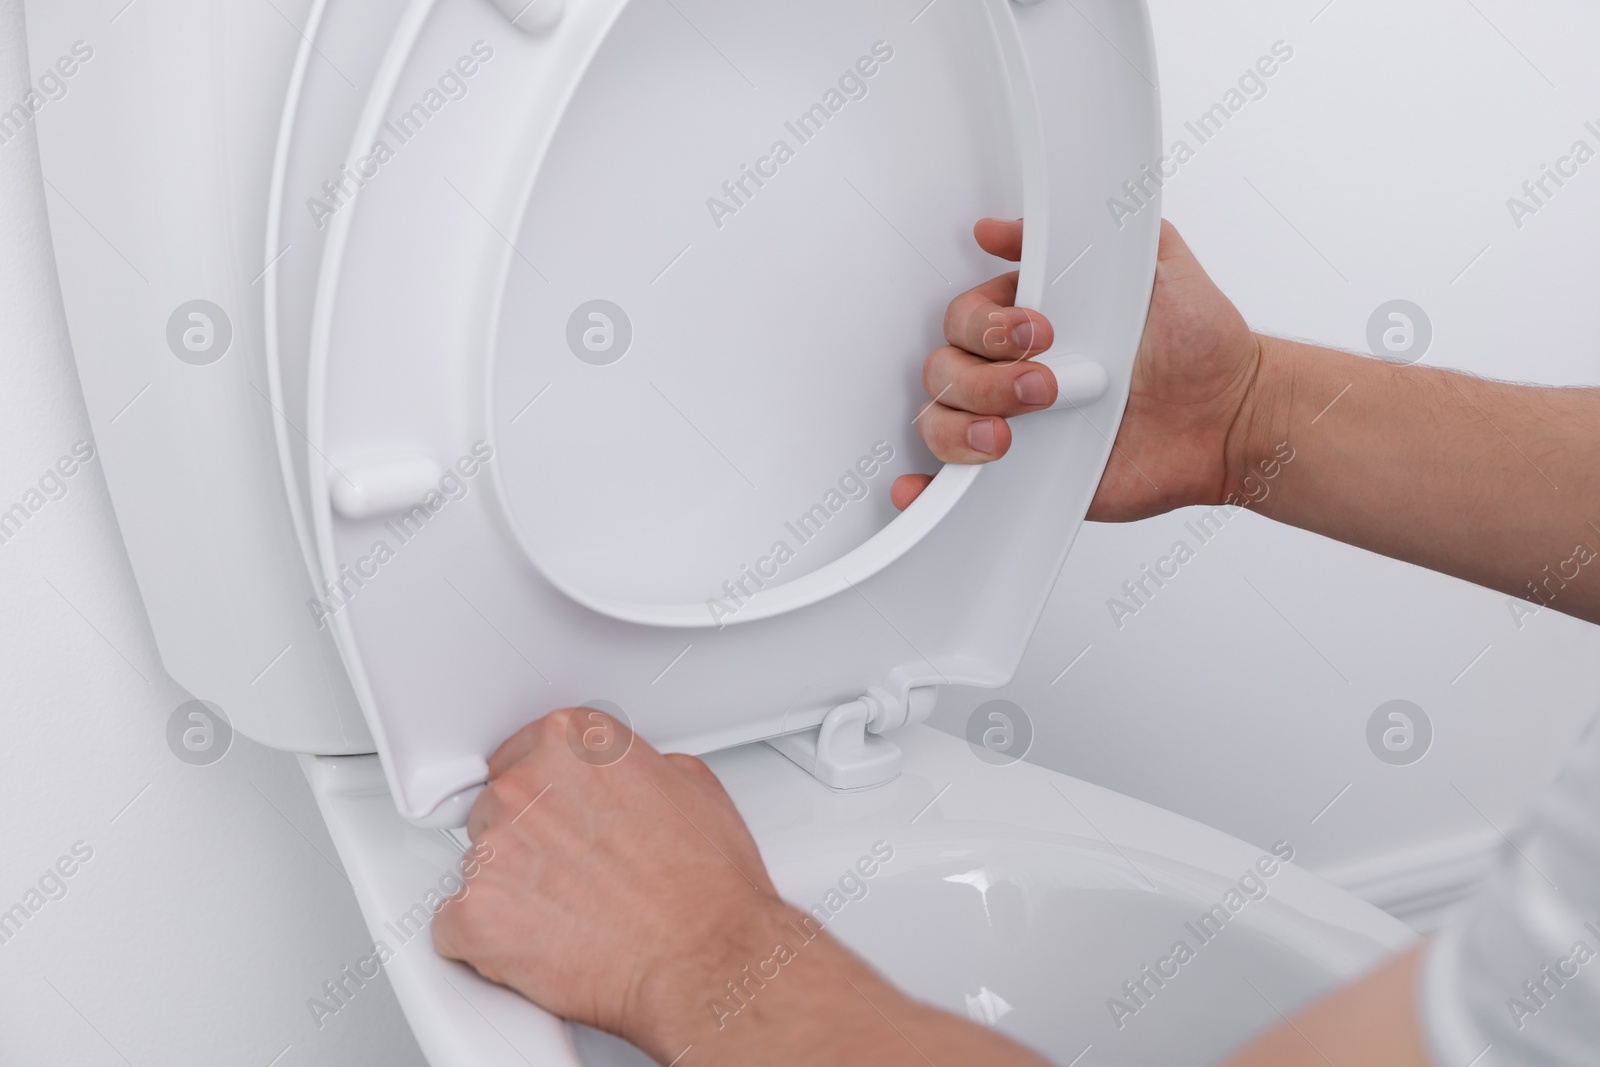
287,0,1163,826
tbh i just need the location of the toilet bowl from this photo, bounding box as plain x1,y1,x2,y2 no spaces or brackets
42,0,1420,1064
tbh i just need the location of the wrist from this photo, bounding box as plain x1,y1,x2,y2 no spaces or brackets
625,899,904,1065
622,899,819,1058
1221,332,1296,510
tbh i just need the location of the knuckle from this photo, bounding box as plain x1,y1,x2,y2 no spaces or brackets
542,707,578,738
951,361,1007,415
482,774,532,820
975,364,1014,411
434,894,492,959
431,907,465,953
942,298,965,341
924,347,960,398
668,752,718,787
922,350,941,395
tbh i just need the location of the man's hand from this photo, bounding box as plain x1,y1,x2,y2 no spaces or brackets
899,218,1600,623
892,218,1262,521
432,708,791,1052
433,708,1056,1067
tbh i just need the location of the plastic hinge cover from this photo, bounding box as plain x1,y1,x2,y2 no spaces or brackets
766,686,938,790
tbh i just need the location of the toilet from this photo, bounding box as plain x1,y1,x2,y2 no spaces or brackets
46,0,1417,1064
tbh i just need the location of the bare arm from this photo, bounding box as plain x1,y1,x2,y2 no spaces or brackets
1230,337,1600,624
635,904,1435,1067
1222,944,1431,1067
628,905,1055,1067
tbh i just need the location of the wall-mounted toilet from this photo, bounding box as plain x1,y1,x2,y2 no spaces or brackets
39,0,1416,1063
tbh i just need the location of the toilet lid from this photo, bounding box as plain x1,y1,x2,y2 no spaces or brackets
295,0,1161,823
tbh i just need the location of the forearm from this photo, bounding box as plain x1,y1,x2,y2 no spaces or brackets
1229,336,1600,624
1222,944,1431,1067
628,903,1050,1067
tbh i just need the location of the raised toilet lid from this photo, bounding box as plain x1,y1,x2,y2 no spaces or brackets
293,0,1162,824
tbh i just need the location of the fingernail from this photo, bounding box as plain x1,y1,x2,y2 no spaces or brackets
1014,370,1050,406
1010,317,1036,352
967,419,996,455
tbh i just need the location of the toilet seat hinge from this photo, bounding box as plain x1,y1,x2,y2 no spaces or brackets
766,697,902,791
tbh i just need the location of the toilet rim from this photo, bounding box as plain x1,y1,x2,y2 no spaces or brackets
707,725,1419,961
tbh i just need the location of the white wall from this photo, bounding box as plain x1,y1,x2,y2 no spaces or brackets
0,1,427,1063
930,0,1600,927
